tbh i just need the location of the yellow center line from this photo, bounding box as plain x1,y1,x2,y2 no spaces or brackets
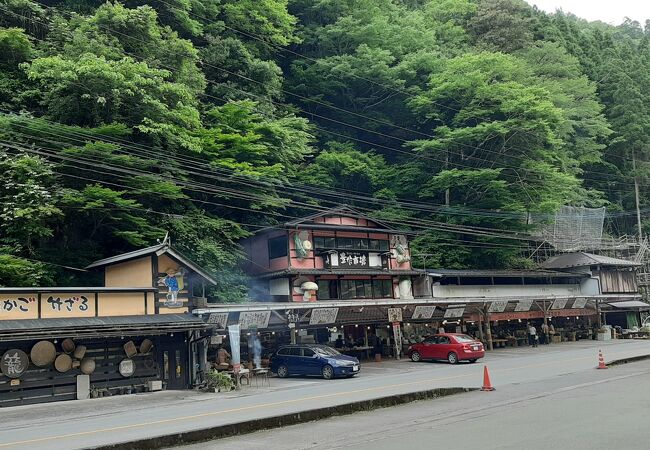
0,347,647,448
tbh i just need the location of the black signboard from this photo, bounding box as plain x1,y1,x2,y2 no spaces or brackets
337,251,370,268
1,349,29,379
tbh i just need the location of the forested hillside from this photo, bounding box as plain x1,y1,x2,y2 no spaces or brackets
1,0,649,299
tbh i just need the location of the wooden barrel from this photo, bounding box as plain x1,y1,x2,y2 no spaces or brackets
139,339,153,354
61,338,75,354
31,341,56,367
54,354,72,373
123,340,137,358
80,358,96,375
73,345,87,359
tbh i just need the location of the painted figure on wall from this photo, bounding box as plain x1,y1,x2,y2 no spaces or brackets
160,267,184,308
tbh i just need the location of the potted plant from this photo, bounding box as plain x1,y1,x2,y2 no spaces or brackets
205,369,234,393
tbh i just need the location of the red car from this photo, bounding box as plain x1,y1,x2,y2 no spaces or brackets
407,333,485,364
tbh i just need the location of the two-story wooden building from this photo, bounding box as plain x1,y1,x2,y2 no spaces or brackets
0,240,214,407
241,206,420,303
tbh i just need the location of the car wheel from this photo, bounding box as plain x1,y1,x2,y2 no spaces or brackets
276,364,289,378
410,351,421,362
447,352,458,364
469,359,477,363
322,364,334,380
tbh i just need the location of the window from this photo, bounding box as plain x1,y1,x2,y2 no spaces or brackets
423,336,437,344
314,236,336,249
454,335,476,343
302,348,315,357
317,279,338,300
340,280,375,299
372,279,393,298
437,336,451,344
268,236,288,259
337,237,353,249
369,239,389,251
277,348,289,356
287,347,301,356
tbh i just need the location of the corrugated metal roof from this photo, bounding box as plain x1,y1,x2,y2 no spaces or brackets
605,301,650,309
540,252,642,269
0,314,207,341
425,269,587,278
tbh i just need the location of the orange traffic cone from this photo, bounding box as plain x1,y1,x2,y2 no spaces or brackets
597,349,607,369
481,365,495,391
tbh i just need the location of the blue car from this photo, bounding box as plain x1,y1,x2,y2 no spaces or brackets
270,344,360,379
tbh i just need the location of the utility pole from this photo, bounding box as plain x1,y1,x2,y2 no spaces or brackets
633,152,643,241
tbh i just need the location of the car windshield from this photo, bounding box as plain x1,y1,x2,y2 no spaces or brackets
454,335,477,343
314,346,341,356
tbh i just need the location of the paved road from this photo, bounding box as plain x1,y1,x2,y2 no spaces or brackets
0,339,648,449
183,358,650,450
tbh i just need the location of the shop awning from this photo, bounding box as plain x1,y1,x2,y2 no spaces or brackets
605,301,650,309
0,314,208,341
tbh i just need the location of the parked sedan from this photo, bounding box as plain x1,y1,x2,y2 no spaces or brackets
407,333,484,364
270,344,360,379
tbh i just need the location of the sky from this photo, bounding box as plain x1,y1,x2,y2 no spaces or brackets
525,1,650,25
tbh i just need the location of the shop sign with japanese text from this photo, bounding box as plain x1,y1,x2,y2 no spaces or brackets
309,308,339,325
337,251,369,268
488,301,508,313
239,311,271,330
387,307,403,322
207,313,229,329
411,306,436,320
444,307,465,318
1,349,29,378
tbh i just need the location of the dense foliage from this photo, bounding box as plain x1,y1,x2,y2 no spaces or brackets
1,0,649,297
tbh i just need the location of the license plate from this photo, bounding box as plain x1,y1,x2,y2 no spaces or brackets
352,365,359,372
472,346,479,351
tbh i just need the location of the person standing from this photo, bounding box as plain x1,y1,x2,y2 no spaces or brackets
528,323,538,347
549,323,555,343
541,322,549,345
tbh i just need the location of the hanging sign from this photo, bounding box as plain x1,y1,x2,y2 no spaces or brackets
309,308,339,325
228,324,241,373
239,311,271,330
337,251,370,268
551,298,569,310
1,350,29,379
412,306,436,320
207,313,229,329
514,299,534,312
444,307,465,318
392,322,403,359
387,307,403,322
119,359,135,377
488,301,508,313
572,298,588,309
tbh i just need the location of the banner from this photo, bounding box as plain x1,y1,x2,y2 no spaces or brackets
514,299,534,312
387,307,403,322
572,298,588,309
309,308,339,325
228,324,241,373
444,307,465,318
488,301,508,313
207,312,229,329
239,311,271,329
412,305,436,320
551,298,569,310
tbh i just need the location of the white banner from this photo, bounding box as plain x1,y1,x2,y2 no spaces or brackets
309,308,339,325
239,311,271,329
412,306,436,320
228,324,241,372
551,298,569,310
488,301,508,313
206,312,229,329
388,307,403,322
572,298,588,309
514,299,534,312
444,307,465,319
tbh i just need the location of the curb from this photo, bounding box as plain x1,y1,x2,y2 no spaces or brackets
90,387,475,450
607,353,650,367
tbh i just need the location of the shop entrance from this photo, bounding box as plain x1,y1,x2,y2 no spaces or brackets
158,335,188,390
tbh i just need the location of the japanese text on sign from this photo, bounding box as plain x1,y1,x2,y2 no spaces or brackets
444,307,465,318
239,311,271,330
337,252,369,268
309,308,339,325
514,299,533,312
411,306,436,320
0,350,29,379
488,301,508,313
387,307,403,322
207,313,229,329
46,296,89,312
551,298,569,310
